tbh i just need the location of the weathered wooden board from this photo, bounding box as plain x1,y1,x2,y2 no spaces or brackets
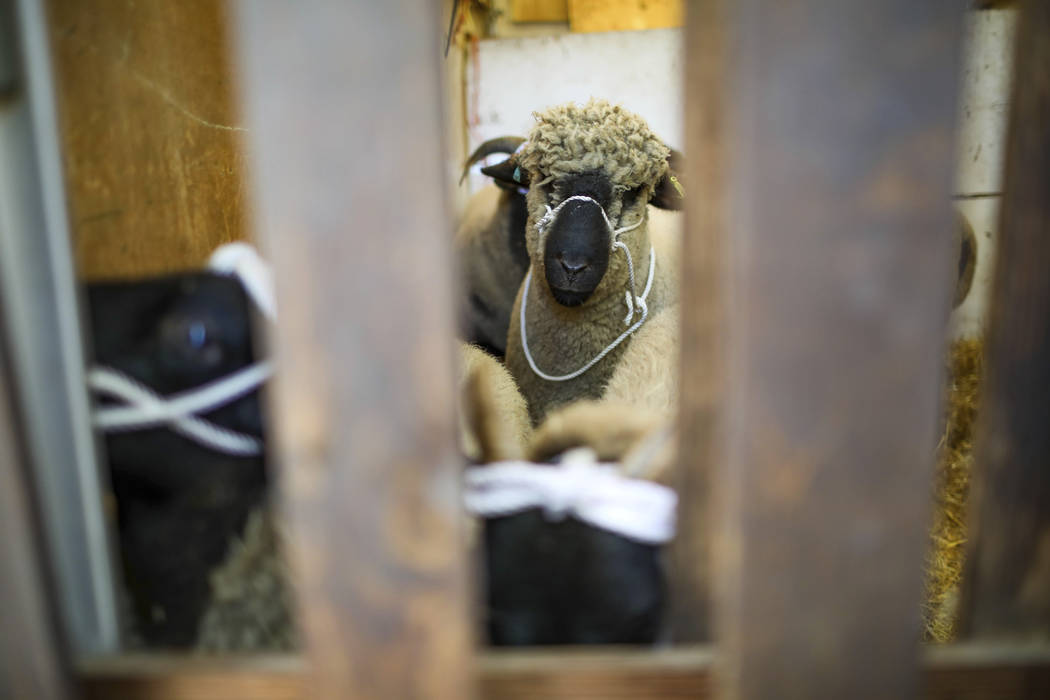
46,0,247,280
568,0,682,33
231,2,473,699
77,645,1050,700
959,0,1050,642
670,0,725,645
713,1,963,698
512,0,569,23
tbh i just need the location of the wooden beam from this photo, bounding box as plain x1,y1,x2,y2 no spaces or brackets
567,0,683,33
511,0,569,23
670,0,725,644
0,331,71,698
231,2,473,699
959,0,1050,641
77,645,1050,700
713,2,962,698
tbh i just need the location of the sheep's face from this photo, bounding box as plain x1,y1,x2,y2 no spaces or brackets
484,510,665,645
87,273,266,493
478,101,684,308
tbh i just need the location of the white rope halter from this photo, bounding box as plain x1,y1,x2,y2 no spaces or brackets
522,195,656,382
87,243,276,457
463,448,677,545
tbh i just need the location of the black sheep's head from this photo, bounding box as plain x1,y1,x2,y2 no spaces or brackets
483,507,667,646
86,272,266,494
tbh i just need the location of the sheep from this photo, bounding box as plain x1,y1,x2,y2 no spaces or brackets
484,99,685,424
455,137,530,357
86,270,269,647
458,342,532,463
479,397,675,645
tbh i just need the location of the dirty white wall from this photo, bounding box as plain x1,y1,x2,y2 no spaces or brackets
460,28,683,195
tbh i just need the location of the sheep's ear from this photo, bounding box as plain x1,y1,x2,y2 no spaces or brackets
481,157,530,189
650,149,685,210
460,136,526,184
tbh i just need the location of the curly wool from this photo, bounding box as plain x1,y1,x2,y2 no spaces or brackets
517,99,670,190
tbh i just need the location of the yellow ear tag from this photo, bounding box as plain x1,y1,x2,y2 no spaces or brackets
670,174,685,199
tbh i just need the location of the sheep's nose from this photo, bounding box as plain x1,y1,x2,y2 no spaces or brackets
558,255,590,277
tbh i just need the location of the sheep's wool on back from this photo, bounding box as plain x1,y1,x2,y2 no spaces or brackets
518,99,669,189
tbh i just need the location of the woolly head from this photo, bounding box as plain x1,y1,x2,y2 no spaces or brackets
481,100,684,308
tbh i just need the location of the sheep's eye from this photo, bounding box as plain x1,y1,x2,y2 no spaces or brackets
187,321,208,350
622,184,646,208
161,315,225,368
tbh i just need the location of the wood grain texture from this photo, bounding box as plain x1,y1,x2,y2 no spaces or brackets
231,2,473,699
77,645,1050,700
512,0,569,23
46,0,247,280
670,0,725,645
567,0,682,33
714,2,963,698
0,324,71,698
958,0,1050,642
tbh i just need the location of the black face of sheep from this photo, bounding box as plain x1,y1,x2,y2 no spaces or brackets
86,272,268,647
483,511,666,645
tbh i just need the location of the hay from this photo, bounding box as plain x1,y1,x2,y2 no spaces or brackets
923,338,983,643
195,505,298,652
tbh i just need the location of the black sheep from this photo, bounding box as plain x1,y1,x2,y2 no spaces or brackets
85,271,269,648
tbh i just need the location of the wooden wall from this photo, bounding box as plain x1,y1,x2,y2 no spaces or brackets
46,0,247,281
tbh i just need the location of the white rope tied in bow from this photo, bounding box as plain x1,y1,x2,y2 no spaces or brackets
88,242,276,457
464,448,677,545
523,195,655,382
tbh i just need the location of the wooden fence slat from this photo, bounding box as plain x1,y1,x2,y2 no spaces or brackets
0,333,71,698
714,2,962,698
959,0,1050,641
77,645,1050,700
671,0,726,644
231,3,473,699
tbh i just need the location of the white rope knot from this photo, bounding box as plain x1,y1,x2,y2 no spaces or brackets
88,363,272,456
463,449,678,545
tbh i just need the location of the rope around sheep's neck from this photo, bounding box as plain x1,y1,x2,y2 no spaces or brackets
521,195,656,382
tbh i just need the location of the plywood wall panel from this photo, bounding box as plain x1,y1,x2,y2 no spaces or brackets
47,0,247,280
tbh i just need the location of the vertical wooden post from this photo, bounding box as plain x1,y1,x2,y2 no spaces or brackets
232,3,473,699
0,336,71,698
672,0,726,643
714,2,962,698
959,0,1050,641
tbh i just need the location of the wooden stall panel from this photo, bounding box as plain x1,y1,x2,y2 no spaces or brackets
232,2,473,699
47,0,248,280
512,0,569,23
960,0,1050,641
568,0,683,33
671,0,726,644
715,2,962,698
